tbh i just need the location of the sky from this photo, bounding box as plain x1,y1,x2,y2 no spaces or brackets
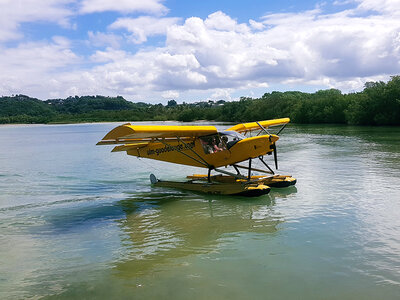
0,0,399,103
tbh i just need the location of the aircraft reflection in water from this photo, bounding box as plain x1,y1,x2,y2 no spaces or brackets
112,187,297,278
98,118,296,196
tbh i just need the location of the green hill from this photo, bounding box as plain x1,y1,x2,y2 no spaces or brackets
1,76,399,125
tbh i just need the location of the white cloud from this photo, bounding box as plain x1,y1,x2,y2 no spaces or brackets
0,39,80,96
166,13,288,83
109,16,180,44
161,90,180,99
155,53,200,69
259,6,400,83
204,11,249,33
355,0,400,15
87,31,122,49
90,48,126,62
0,0,74,42
210,89,232,101
102,5,399,97
1,1,400,101
333,0,355,5
249,19,265,30
0,38,78,70
79,0,168,15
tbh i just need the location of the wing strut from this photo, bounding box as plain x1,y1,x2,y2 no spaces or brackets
176,136,210,167
276,123,287,135
155,138,210,168
256,121,271,135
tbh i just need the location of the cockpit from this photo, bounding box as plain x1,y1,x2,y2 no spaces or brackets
199,131,245,154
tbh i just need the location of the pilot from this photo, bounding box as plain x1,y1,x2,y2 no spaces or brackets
227,137,238,149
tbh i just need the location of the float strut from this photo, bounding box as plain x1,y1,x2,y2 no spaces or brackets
233,164,241,175
259,156,275,175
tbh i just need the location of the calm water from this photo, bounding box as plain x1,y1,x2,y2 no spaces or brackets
0,122,399,299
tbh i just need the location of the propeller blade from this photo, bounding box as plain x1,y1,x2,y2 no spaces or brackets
272,143,278,169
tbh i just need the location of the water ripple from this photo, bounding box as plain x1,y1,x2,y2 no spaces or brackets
1,123,400,298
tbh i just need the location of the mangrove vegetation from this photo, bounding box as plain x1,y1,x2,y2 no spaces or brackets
1,76,399,125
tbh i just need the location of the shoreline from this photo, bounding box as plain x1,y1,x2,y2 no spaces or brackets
0,120,231,127
1,121,399,127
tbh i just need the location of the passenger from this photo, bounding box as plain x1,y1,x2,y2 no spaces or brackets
212,138,223,152
200,138,213,154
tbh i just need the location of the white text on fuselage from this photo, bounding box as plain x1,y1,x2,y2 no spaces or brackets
147,141,195,156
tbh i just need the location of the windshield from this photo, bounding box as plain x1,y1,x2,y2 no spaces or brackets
219,131,245,149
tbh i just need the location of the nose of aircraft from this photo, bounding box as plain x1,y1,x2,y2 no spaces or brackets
236,134,279,154
269,134,279,143
252,134,279,169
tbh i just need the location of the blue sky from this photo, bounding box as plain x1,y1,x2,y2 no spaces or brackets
0,0,399,103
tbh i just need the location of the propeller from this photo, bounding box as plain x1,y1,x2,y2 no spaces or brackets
267,136,278,169
271,143,278,169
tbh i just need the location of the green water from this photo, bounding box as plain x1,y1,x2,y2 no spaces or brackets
0,123,399,299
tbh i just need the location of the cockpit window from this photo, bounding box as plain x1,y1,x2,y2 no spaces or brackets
199,131,244,154
199,134,227,154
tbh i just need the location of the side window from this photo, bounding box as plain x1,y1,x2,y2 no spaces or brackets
199,134,227,154
221,132,242,149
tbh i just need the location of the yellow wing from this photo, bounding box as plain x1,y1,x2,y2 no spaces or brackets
226,118,290,135
96,123,218,147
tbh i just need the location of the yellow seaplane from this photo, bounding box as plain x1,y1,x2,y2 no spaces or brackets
97,118,296,197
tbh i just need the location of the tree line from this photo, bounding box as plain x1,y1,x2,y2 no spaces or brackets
1,76,399,125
